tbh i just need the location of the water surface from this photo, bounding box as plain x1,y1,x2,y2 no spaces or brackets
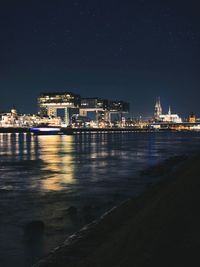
1,132,200,266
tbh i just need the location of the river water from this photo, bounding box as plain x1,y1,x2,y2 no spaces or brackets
1,131,200,266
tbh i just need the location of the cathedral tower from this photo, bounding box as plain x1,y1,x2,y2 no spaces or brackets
154,97,162,120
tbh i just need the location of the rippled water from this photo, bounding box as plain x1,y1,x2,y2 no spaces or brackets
1,131,200,266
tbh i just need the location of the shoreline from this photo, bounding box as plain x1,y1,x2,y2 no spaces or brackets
32,154,197,267
0,127,196,134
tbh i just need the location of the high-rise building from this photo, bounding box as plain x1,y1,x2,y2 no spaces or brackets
38,92,81,125
80,98,129,124
38,92,130,126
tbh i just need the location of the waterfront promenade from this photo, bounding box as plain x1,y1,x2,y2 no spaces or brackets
34,154,200,267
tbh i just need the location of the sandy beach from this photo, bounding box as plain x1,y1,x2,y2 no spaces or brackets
34,154,200,267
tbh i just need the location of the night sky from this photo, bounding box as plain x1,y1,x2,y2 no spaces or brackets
0,0,199,117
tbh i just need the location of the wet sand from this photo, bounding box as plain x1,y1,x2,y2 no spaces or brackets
34,154,200,267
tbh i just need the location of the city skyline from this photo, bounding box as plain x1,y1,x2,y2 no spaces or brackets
0,92,188,119
0,1,199,116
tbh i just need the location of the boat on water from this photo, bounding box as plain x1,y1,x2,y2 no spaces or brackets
30,127,62,135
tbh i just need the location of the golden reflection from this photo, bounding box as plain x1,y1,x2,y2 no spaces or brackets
15,133,19,155
38,135,75,191
0,133,14,156
22,133,28,155
30,135,36,160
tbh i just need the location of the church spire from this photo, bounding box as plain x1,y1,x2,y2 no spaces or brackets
154,97,162,120
168,106,171,115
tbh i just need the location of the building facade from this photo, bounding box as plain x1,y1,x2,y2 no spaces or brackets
38,92,81,125
159,107,182,123
38,92,130,126
154,98,182,123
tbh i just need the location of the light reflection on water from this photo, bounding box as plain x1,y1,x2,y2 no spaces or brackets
38,136,75,191
1,132,200,266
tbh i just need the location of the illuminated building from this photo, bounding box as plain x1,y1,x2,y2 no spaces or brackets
153,98,182,123
154,97,162,120
71,114,90,128
188,113,196,123
159,106,182,123
0,107,62,127
107,100,129,127
0,107,19,127
1,92,130,128
80,98,129,126
38,92,81,125
80,98,108,119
